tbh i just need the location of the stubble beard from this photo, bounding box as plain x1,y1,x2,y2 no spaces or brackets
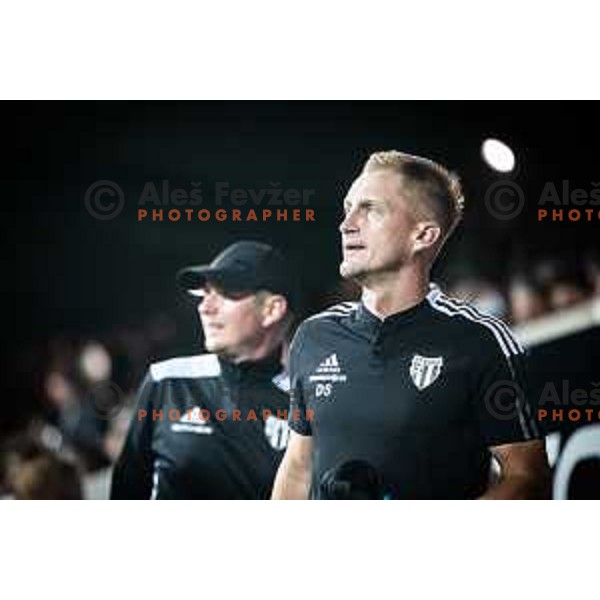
340,252,409,288
340,258,377,287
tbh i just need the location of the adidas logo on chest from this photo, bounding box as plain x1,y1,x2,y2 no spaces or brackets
309,353,347,383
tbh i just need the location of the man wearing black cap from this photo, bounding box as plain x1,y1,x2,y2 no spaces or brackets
111,241,295,499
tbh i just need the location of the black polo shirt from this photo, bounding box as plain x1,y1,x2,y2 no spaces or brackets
289,285,541,499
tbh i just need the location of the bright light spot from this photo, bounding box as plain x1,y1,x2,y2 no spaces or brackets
481,138,516,173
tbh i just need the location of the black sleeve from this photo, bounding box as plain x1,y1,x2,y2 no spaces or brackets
474,335,541,448
110,371,157,499
287,324,313,436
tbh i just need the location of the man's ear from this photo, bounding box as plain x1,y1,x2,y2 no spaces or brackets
261,294,288,328
413,221,442,253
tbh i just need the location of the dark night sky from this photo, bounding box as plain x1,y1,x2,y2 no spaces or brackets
4,100,600,355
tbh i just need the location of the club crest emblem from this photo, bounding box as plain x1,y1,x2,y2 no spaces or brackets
409,355,443,390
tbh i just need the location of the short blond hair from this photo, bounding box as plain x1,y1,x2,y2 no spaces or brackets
363,150,465,238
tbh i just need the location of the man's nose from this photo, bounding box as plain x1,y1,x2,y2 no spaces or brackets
199,290,220,315
339,209,358,234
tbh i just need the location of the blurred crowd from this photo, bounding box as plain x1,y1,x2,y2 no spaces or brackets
1,313,178,499
446,252,600,325
2,251,600,499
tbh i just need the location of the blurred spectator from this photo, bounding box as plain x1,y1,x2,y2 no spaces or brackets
11,453,82,500
78,341,112,383
44,370,78,413
508,276,549,324
1,432,82,500
534,260,592,311
584,250,600,298
43,342,112,472
548,278,589,311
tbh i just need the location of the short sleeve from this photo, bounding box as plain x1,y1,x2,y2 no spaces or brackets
474,332,541,447
287,324,313,436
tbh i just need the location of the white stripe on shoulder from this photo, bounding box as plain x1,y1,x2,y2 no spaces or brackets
149,354,221,382
428,286,522,351
436,292,522,354
272,372,290,392
304,302,359,323
438,291,521,344
427,290,520,358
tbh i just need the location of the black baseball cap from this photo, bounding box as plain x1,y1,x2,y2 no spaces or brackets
176,241,297,310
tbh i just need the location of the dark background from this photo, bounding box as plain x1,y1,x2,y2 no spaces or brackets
4,101,600,434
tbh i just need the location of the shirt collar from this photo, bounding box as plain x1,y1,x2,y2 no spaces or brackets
354,295,429,342
218,348,284,384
